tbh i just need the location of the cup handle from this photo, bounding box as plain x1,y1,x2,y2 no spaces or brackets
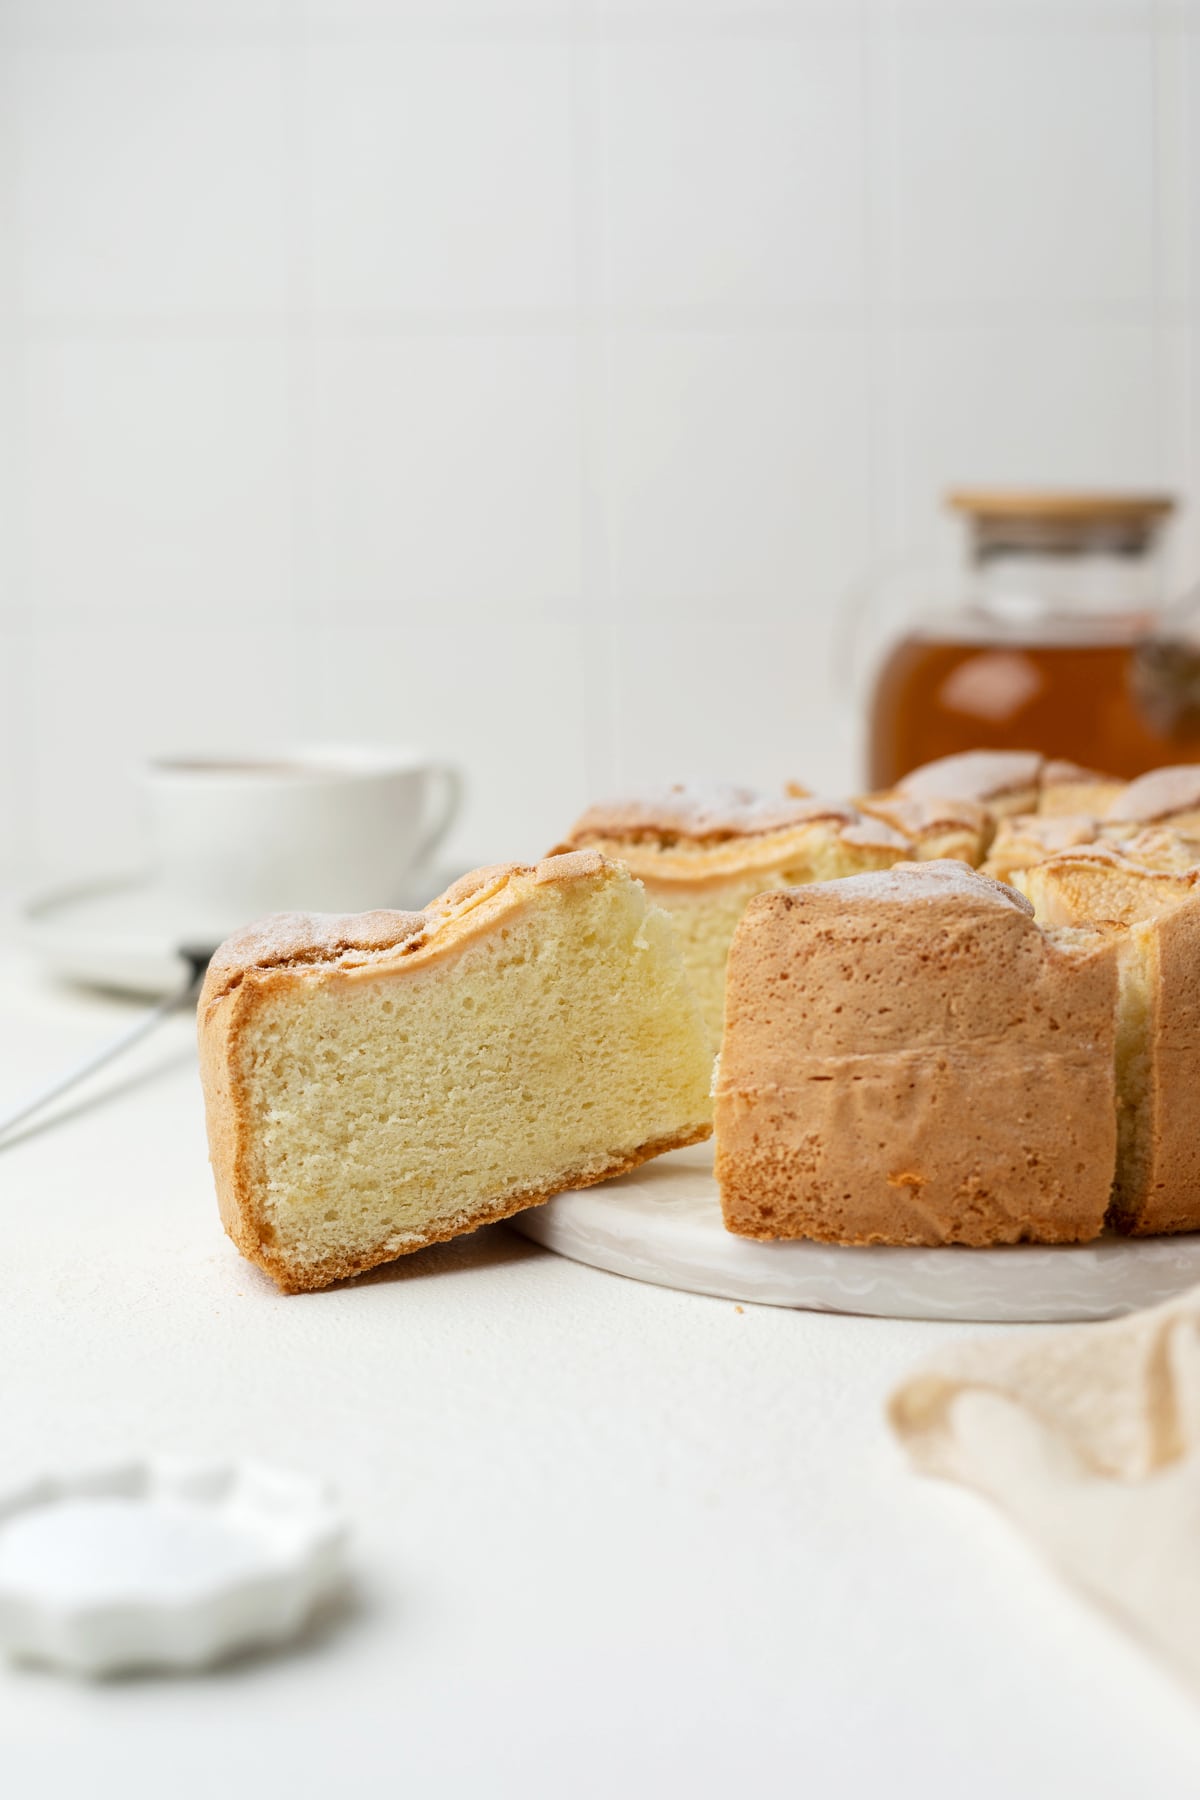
412,763,464,874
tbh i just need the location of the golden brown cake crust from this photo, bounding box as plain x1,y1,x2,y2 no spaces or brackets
557,786,910,889
198,849,711,1291
895,749,1045,811
854,792,990,836
853,792,992,865
1132,900,1200,1234
1114,824,1200,872
563,784,857,844
894,750,1121,821
713,860,1119,1248
201,909,431,1004
199,851,608,1009
1105,765,1200,825
1042,758,1112,787
981,812,1103,882
1017,850,1200,1237
1038,762,1125,817
1015,846,1200,924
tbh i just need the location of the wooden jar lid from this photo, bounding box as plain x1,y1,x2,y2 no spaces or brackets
947,490,1175,526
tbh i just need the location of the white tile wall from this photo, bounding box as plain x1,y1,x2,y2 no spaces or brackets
1187,23,1200,301
0,341,22,631
595,35,866,308
9,46,290,317
306,333,582,623
303,42,576,314
23,338,293,627
1160,326,1198,598
27,625,306,876
889,27,1156,308
886,323,1167,547
0,629,32,867
613,619,859,800
603,327,870,611
299,621,590,865
0,2,288,35
0,0,1197,884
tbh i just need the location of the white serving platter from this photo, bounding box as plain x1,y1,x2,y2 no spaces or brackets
512,1141,1200,1323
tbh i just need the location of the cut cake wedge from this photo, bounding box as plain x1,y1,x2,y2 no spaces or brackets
199,851,714,1291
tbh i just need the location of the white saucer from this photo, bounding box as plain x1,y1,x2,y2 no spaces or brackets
512,1142,1200,1323
20,874,231,996
19,867,466,997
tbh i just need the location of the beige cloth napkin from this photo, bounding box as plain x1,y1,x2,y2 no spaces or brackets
889,1287,1200,1693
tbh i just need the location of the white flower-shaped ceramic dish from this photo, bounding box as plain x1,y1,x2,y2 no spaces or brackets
0,1458,347,1677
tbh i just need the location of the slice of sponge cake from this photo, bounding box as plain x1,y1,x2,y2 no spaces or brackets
981,812,1105,885
555,784,912,1047
890,749,1122,820
852,792,991,866
199,852,714,1291
1102,765,1200,837
714,861,1119,1247
1015,849,1200,1237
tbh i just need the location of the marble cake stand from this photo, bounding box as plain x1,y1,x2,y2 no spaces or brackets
511,1141,1200,1324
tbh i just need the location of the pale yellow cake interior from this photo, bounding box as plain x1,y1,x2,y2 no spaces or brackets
652,874,788,1046
1013,861,1175,1234
1112,925,1154,1228
234,868,714,1282
645,839,906,1046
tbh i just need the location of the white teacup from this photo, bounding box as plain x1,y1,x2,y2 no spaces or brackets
143,747,462,924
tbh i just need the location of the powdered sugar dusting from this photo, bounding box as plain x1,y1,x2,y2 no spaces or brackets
1106,766,1200,823
201,907,431,1004
858,793,990,835
1032,843,1200,891
780,858,1034,914
569,783,864,842
1043,758,1113,786
840,818,912,851
991,813,1101,854
897,749,1043,802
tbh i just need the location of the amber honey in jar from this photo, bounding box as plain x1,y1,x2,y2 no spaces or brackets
866,491,1199,789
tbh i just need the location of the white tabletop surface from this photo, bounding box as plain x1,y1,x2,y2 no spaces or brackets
4,933,1200,1799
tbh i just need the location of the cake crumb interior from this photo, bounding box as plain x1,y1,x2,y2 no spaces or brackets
236,871,713,1279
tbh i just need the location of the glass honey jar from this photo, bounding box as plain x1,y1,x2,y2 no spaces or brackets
865,491,1198,789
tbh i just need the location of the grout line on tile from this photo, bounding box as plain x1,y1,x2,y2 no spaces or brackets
570,13,619,804
867,0,908,558
281,2,321,637
10,298,1185,342
1152,0,1168,487
0,32,32,644
0,3,1160,55
1152,0,1198,579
